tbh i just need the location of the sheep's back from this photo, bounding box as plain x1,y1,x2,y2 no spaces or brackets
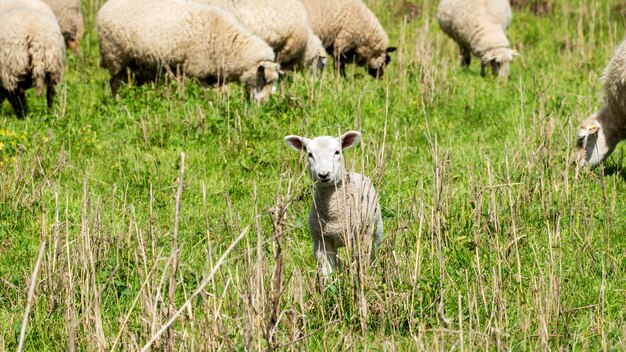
604,38,626,123
97,0,274,79
198,0,309,65
299,0,344,48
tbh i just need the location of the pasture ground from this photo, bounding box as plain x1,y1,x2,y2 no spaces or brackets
1,0,626,350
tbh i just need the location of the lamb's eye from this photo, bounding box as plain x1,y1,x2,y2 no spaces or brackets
334,150,340,156
308,152,313,158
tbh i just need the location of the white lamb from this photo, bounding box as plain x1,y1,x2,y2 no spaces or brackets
437,0,517,78
0,0,65,117
195,0,327,72
96,0,281,101
42,0,83,52
299,0,396,78
575,37,626,167
285,131,383,281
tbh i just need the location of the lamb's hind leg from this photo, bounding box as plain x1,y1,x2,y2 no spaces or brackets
460,45,471,67
314,238,338,284
374,215,383,251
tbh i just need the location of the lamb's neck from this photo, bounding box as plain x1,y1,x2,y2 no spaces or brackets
313,173,351,205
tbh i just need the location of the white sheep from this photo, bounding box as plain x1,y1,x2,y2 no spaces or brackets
299,0,396,78
96,0,281,101
285,131,383,281
42,0,83,52
437,0,516,78
0,0,65,117
575,37,626,167
195,0,327,72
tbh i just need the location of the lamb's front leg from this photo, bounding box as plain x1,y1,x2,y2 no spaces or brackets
313,238,338,284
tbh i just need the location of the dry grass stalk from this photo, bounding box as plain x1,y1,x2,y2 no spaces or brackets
167,152,185,351
265,174,292,350
17,225,46,352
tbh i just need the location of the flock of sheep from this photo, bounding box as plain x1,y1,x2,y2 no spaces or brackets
0,0,625,278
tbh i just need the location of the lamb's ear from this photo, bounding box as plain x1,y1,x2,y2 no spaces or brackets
284,135,310,151
386,47,397,53
340,131,361,150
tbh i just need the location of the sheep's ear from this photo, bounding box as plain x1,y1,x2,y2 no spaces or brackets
284,135,310,151
255,65,267,91
340,131,361,150
585,123,600,135
386,47,397,53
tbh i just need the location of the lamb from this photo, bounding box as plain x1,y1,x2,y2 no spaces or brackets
299,0,396,78
285,131,383,281
96,0,281,101
0,0,65,118
42,0,83,52
195,0,327,72
437,0,517,78
575,37,626,167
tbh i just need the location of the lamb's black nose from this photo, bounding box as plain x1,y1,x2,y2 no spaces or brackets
318,172,330,181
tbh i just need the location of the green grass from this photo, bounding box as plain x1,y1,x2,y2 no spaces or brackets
1,0,626,350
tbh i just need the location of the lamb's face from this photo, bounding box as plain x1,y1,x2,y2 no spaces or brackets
284,131,361,186
575,109,619,167
245,62,281,102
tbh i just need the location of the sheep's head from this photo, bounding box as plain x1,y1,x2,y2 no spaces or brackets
243,61,281,102
303,34,328,75
312,48,328,75
285,131,361,187
366,47,397,78
575,107,624,167
484,47,518,78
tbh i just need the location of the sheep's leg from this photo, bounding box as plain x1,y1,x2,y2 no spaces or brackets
110,72,125,97
7,88,27,118
480,61,487,77
333,52,347,78
46,80,55,109
314,238,338,283
460,46,471,67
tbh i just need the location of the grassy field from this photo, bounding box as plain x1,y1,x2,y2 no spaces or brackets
1,0,626,350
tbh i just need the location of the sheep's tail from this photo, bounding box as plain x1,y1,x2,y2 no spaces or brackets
27,33,64,96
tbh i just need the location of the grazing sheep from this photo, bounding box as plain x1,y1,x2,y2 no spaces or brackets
195,0,327,72
285,131,383,281
0,0,65,117
575,38,626,167
42,0,83,52
299,0,396,78
96,0,281,101
437,0,517,78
